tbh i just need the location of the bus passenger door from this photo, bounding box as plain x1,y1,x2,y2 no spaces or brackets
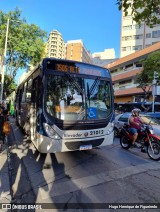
20,83,28,127
30,77,41,141
15,89,23,126
23,78,33,135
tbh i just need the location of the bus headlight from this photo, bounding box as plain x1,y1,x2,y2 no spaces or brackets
106,122,114,135
43,123,61,140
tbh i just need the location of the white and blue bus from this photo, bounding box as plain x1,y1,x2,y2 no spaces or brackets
15,58,114,153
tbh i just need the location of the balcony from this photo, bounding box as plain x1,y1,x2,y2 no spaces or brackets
112,68,142,82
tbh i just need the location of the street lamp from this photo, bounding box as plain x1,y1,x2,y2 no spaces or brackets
0,18,9,103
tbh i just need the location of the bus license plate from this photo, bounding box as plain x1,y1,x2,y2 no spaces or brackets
80,145,92,150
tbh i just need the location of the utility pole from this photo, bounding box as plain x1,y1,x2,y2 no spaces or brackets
0,18,10,103
152,71,159,112
0,18,21,103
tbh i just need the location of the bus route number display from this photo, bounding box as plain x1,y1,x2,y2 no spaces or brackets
56,64,79,73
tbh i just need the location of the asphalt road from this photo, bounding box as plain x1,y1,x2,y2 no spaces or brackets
7,117,160,211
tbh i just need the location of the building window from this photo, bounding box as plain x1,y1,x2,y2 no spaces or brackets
133,24,143,29
133,34,143,39
122,36,132,41
125,64,133,69
132,45,142,51
135,62,142,68
146,33,151,38
121,46,131,52
119,79,132,85
126,46,131,51
145,44,151,47
152,30,160,38
122,25,132,30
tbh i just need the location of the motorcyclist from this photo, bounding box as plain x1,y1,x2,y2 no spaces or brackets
128,108,147,147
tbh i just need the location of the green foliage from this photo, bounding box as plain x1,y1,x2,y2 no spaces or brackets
3,75,17,99
136,50,160,85
0,7,47,78
0,8,47,98
116,0,160,27
135,51,160,102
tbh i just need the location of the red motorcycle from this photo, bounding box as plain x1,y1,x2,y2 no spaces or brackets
120,124,160,161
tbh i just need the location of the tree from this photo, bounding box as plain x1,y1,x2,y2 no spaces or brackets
116,0,160,27
136,50,160,84
3,75,17,99
0,8,47,77
0,8,47,97
135,51,160,110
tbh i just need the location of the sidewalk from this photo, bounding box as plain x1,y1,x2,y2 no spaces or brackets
0,136,12,209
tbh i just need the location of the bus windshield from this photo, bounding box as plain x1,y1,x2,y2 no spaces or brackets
45,74,112,121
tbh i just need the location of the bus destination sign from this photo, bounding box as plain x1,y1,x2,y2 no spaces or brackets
46,59,109,78
55,64,79,73
55,64,102,77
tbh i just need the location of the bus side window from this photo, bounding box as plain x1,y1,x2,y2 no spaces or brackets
17,88,23,109
26,78,32,103
22,83,27,103
15,90,19,103
32,77,42,107
36,78,42,107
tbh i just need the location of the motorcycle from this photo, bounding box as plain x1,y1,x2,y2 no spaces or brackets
120,123,160,161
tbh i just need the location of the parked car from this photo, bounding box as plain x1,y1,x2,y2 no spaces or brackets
143,112,160,120
114,112,160,137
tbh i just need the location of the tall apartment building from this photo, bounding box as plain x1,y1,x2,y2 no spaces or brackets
120,4,160,58
66,40,91,63
47,30,66,59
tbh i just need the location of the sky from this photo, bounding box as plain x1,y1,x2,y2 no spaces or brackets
0,0,121,81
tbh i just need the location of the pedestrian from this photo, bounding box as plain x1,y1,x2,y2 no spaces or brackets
0,101,5,112
0,101,9,121
0,108,5,152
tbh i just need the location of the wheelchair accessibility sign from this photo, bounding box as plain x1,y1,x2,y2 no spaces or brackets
88,107,97,118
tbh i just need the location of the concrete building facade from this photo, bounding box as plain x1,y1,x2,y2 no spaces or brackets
105,42,160,103
91,48,117,67
92,48,116,60
46,31,117,66
47,30,66,59
66,40,91,63
120,3,160,58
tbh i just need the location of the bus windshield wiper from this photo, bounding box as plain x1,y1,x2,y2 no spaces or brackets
88,77,100,97
87,77,100,107
65,73,84,95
